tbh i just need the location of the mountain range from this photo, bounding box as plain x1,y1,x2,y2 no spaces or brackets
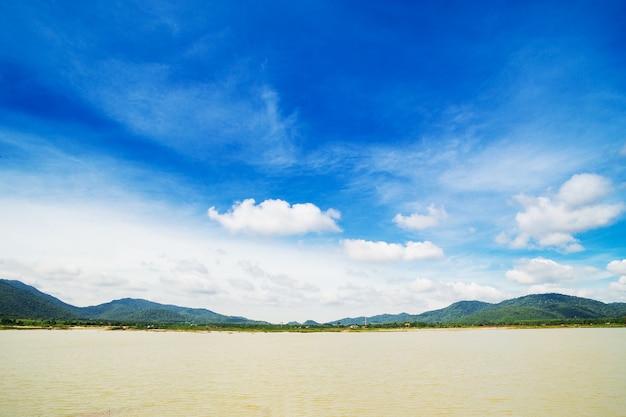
0,279,261,324
336,294,626,325
2,279,626,325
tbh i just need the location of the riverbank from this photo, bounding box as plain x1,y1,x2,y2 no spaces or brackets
2,320,624,333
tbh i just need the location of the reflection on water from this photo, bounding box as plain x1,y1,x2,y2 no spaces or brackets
1,328,625,416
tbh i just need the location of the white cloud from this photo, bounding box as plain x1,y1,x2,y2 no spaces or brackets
610,277,626,292
556,173,613,208
393,204,448,230
503,173,624,252
445,281,504,301
608,260,626,292
208,198,341,235
342,239,444,262
607,259,626,276
406,278,504,303
505,257,598,285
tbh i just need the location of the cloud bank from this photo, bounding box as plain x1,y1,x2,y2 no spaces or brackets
408,278,504,302
342,239,444,262
208,198,341,235
505,257,598,285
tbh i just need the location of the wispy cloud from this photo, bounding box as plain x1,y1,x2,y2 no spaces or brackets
438,140,592,194
73,59,299,166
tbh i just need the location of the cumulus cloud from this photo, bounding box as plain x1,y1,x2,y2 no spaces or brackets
342,239,444,262
607,259,626,276
393,204,448,230
608,259,626,292
501,173,624,252
557,173,613,207
208,198,341,235
505,257,598,285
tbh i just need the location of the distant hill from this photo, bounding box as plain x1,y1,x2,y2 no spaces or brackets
79,298,256,324
413,300,493,323
0,279,262,324
334,293,626,325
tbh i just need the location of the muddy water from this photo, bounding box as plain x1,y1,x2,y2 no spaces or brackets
1,328,624,416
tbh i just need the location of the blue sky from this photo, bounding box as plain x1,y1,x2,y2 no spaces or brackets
1,1,625,323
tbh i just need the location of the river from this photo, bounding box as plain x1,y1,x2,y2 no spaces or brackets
1,328,624,416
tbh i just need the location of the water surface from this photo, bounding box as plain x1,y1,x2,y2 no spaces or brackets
1,328,624,416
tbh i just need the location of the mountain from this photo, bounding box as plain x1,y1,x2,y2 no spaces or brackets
79,298,257,324
459,293,626,324
0,279,261,324
334,294,626,325
333,301,493,325
408,300,493,323
0,279,81,320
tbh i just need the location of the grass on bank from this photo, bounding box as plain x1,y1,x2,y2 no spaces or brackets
1,317,625,332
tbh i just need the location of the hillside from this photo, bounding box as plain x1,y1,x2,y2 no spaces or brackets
0,279,81,320
334,294,626,325
79,298,258,324
0,279,261,324
459,293,626,324
413,300,493,323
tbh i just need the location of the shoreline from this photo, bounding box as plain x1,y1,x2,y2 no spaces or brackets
2,322,624,333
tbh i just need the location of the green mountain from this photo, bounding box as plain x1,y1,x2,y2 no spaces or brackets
0,279,261,324
334,294,626,325
412,300,493,323
0,279,81,320
333,301,492,325
79,298,257,324
459,293,626,324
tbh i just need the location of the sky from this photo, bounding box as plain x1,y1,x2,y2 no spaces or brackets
1,0,625,323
